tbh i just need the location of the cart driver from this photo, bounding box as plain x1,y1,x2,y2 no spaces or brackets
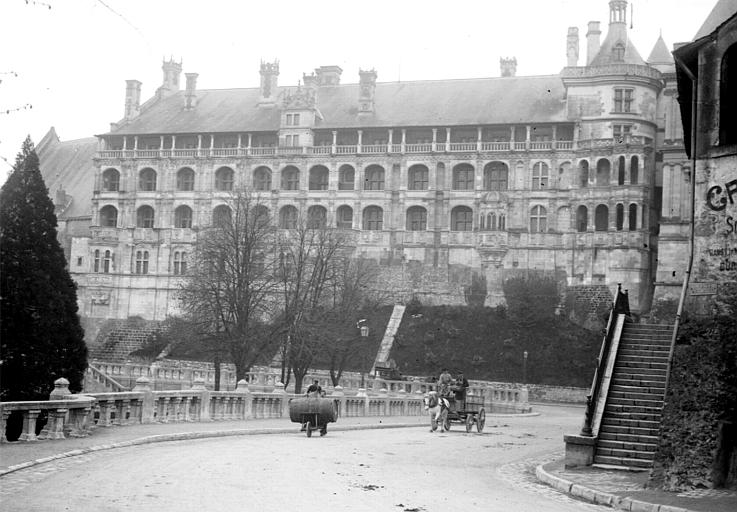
305,380,322,397
438,368,453,397
453,371,470,407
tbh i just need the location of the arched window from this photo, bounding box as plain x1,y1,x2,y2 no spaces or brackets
489,213,497,231
630,156,639,184
99,205,118,227
280,205,299,229
452,164,475,190
498,214,506,231
93,250,113,273
451,206,473,231
135,250,150,274
595,204,609,231
251,205,270,228
362,206,383,230
174,205,193,228
530,205,547,233
338,165,355,190
177,167,195,191
307,205,327,228
618,156,626,185
336,205,353,229
612,42,625,62
309,166,329,191
484,162,508,191
212,205,232,227
364,165,385,190
93,250,100,273
253,167,272,191
616,203,624,231
596,159,611,186
281,166,300,190
408,164,429,190
173,251,187,275
406,206,427,231
579,160,589,188
720,43,737,145
576,205,588,232
215,167,234,191
139,168,157,191
103,250,112,273
629,203,638,231
102,168,120,191
532,162,549,190
136,205,155,228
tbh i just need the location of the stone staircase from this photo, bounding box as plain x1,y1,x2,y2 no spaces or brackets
90,322,160,361
371,304,406,372
594,322,672,470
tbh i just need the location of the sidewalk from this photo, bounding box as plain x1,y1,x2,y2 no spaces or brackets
536,458,737,512
0,415,426,475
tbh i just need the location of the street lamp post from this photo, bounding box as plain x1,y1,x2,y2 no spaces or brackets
523,350,528,384
357,319,369,387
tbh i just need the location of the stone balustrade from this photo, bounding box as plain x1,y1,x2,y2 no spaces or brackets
1,375,531,443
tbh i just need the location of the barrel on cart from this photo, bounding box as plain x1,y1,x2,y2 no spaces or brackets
288,396,338,437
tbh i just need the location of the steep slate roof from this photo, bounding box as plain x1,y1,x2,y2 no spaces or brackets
693,0,737,39
647,34,673,65
107,75,568,136
36,128,97,219
590,28,646,66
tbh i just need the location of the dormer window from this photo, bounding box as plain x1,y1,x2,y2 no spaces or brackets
614,88,633,113
286,113,301,126
612,43,625,62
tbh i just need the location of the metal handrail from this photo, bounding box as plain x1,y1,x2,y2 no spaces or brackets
580,283,629,436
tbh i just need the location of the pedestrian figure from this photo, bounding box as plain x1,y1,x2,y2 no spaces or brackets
438,368,452,397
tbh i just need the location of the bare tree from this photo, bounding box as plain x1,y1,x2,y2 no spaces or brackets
275,212,356,393
178,189,279,382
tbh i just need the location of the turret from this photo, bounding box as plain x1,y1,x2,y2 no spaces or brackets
158,58,182,97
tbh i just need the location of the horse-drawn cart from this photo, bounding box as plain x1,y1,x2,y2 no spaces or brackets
288,396,338,437
441,394,486,433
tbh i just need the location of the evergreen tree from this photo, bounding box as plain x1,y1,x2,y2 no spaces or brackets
0,136,87,401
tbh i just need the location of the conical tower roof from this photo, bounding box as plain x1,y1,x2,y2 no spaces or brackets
589,0,646,66
647,34,673,65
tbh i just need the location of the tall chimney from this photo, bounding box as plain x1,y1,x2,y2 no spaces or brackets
315,65,342,86
500,57,517,77
159,58,182,97
124,79,142,120
358,69,377,113
586,21,602,65
184,73,198,109
259,60,279,106
567,27,580,66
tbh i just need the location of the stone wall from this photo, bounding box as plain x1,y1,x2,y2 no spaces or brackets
526,384,589,404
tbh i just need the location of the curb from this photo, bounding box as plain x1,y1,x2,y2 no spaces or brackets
534,463,696,512
0,422,424,477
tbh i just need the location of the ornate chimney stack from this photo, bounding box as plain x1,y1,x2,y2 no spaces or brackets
567,27,580,66
500,57,517,77
184,73,198,109
158,58,182,97
124,79,142,120
259,60,279,106
358,69,377,113
315,65,342,86
586,21,602,65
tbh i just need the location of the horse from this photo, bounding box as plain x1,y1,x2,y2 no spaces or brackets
424,391,450,432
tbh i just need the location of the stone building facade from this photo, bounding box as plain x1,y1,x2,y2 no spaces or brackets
66,0,695,323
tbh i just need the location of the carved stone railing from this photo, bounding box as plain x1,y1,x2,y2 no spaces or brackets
2,375,530,443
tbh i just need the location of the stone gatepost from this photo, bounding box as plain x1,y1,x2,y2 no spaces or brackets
331,386,345,418
49,377,72,399
39,408,68,440
379,388,389,416
133,376,155,424
191,377,211,421
357,388,369,416
272,381,287,418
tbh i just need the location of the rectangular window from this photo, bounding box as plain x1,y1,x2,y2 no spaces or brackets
293,113,300,126
286,114,293,126
614,88,633,113
292,134,299,147
613,124,632,142
77,256,83,267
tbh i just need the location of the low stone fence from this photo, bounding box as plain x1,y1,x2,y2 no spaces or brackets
525,384,589,404
1,376,531,443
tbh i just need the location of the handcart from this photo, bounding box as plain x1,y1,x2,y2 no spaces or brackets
288,396,338,437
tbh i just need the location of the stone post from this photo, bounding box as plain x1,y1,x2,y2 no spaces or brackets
331,386,345,418
191,377,211,421
357,388,369,416
49,377,72,399
39,408,68,440
272,381,287,418
563,434,596,468
133,376,155,424
0,409,11,443
18,410,41,441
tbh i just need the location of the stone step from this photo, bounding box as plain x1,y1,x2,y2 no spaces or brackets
607,390,665,402
598,431,659,444
598,439,658,453
619,335,671,344
610,383,665,394
617,354,669,364
615,360,668,371
595,446,656,460
618,347,670,358
599,425,660,438
604,406,663,420
593,455,654,469
613,372,667,384
605,397,664,408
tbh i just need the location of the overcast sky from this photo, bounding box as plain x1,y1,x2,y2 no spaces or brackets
0,0,717,181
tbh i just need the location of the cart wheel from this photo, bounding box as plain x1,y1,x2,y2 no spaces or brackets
465,414,474,433
443,415,451,432
306,421,313,437
477,409,486,433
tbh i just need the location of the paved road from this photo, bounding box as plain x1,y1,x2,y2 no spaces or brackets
0,405,607,511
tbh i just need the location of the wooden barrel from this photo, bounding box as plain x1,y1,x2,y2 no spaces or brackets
288,397,338,424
